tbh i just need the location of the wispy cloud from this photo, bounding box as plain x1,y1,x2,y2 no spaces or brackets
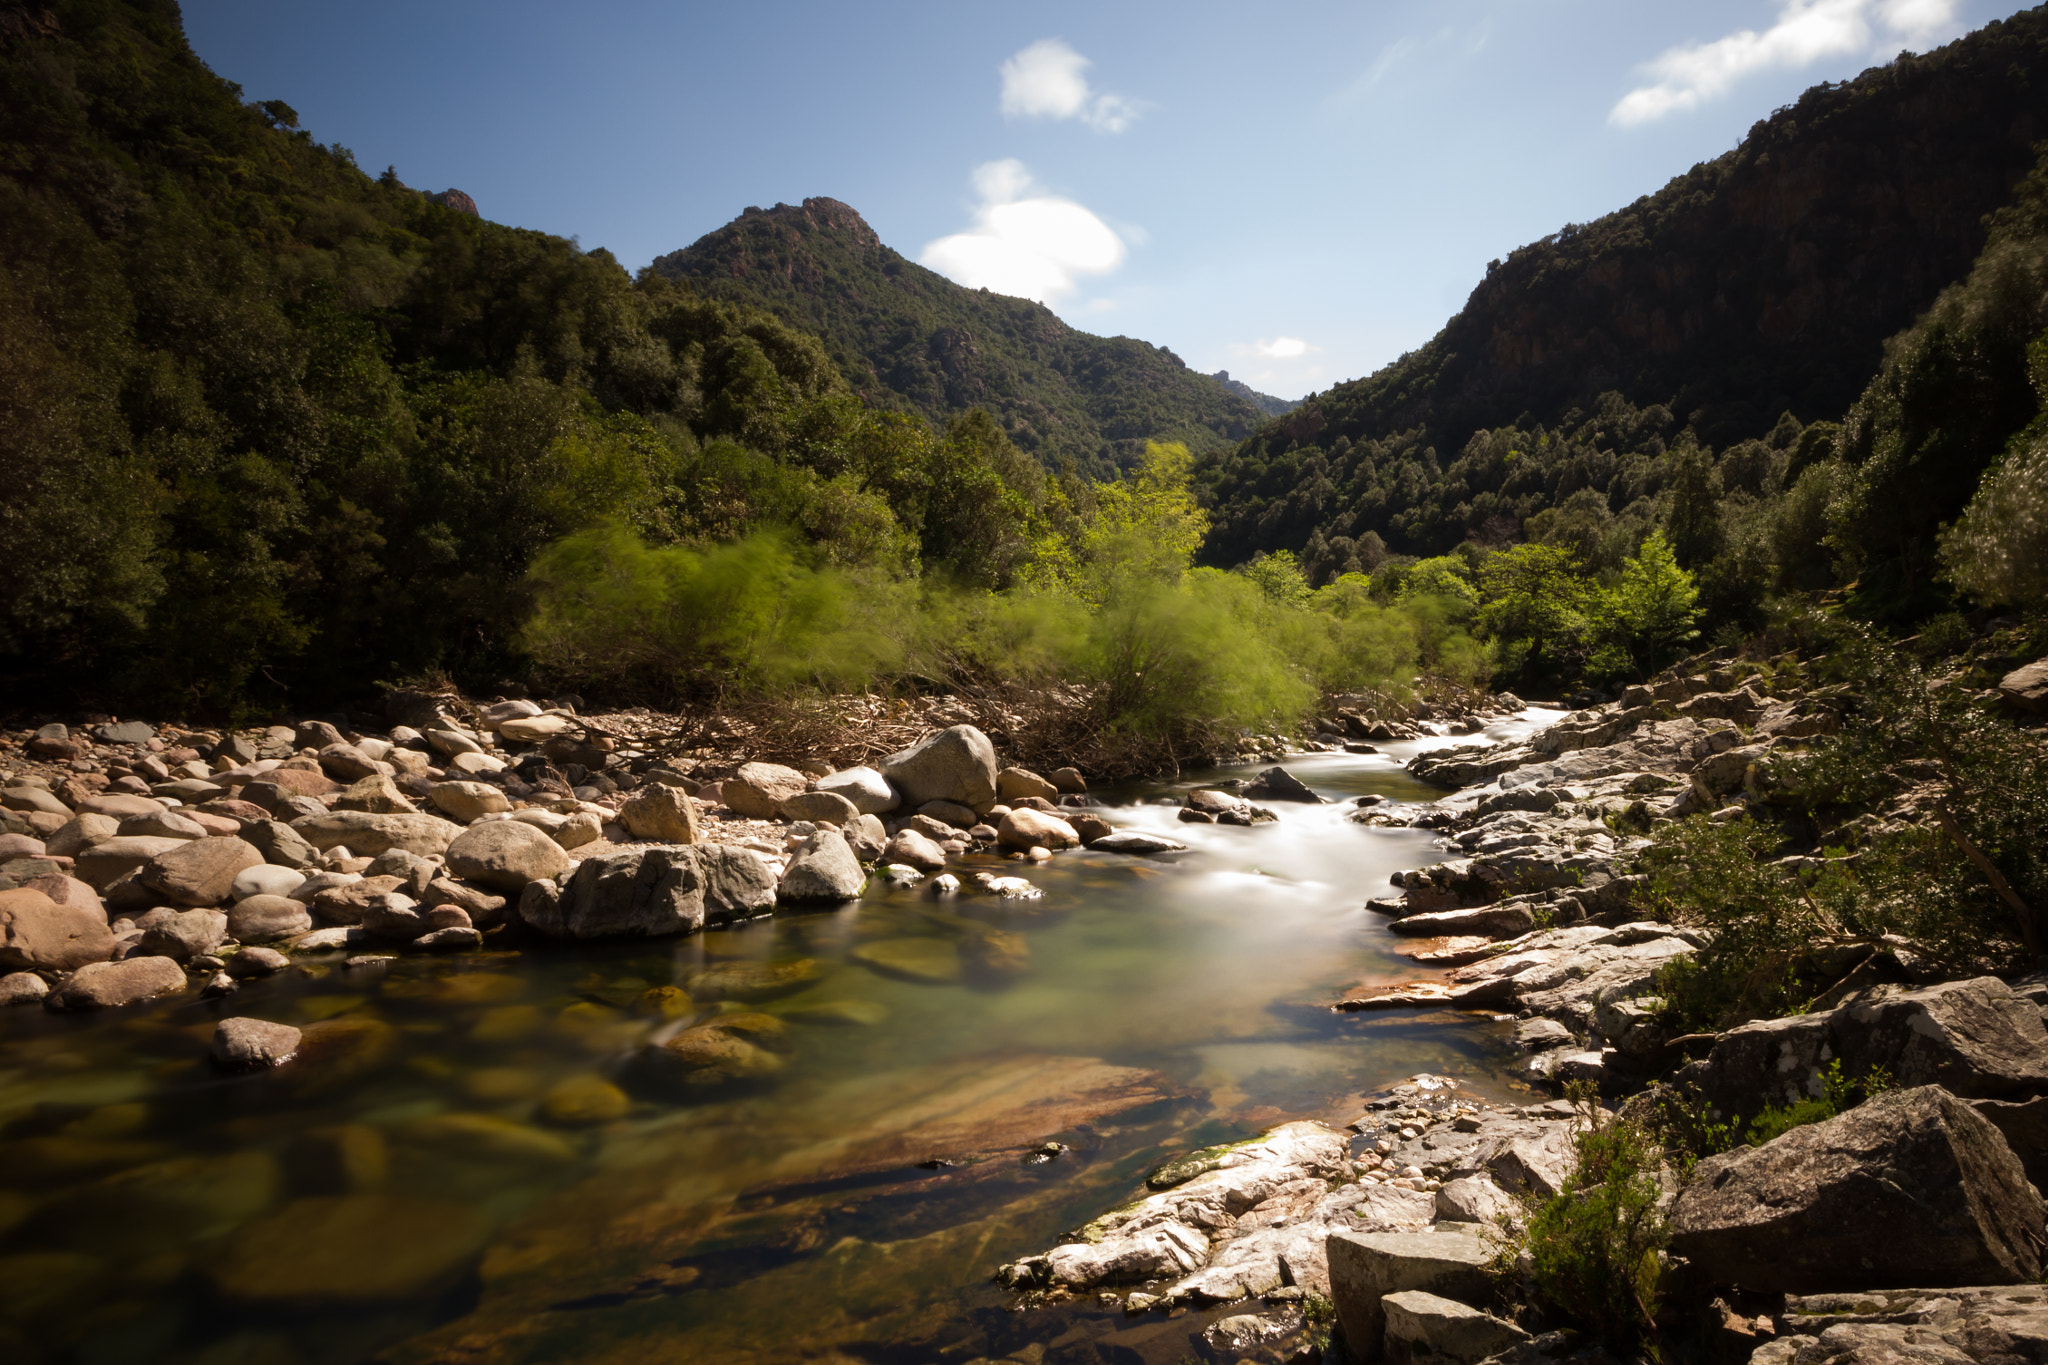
1611,0,1964,127
999,38,1146,133
1328,26,1472,107
1227,336,1324,390
919,160,1127,304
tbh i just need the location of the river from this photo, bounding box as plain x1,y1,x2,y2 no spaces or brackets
0,710,1566,1365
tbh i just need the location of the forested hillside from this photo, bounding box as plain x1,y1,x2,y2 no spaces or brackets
650,199,1269,477
0,0,1055,711
1200,6,2048,576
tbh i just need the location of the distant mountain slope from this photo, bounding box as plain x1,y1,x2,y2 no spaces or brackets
1201,5,2048,567
1210,370,1298,417
650,199,1267,477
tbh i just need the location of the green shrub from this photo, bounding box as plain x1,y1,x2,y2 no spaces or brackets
1516,1099,1668,1352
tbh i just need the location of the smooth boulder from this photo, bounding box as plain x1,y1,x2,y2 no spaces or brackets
0,888,115,971
777,829,865,902
444,820,573,892
720,762,808,819
814,766,898,815
995,808,1079,852
140,836,263,906
878,725,998,811
135,908,229,962
776,789,861,827
1670,1085,2045,1292
291,811,462,858
427,781,510,823
519,844,775,939
212,1017,303,1070
48,955,187,1010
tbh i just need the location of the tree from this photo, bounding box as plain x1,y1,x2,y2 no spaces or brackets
1665,446,1724,569
1595,531,1700,679
1476,544,1598,683
1941,431,2048,604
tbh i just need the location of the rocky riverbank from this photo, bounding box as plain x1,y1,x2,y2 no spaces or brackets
992,645,2048,1365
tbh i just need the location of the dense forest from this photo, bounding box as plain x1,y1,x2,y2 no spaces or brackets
650,199,1270,478
1198,7,2048,582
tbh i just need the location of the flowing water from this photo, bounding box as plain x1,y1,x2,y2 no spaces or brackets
0,711,1565,1365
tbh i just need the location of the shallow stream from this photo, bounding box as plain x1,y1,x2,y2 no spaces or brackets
0,711,1564,1365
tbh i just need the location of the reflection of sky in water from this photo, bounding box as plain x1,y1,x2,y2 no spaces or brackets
0,710,1567,1364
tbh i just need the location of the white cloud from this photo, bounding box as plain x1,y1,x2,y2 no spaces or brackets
1256,337,1312,359
1610,0,1964,127
1000,38,1144,133
919,159,1127,304
1225,336,1324,391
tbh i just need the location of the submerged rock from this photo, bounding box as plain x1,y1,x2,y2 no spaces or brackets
853,936,962,984
208,1194,490,1305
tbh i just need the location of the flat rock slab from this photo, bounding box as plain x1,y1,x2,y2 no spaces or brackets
1766,1285,2048,1365
1383,1288,1529,1364
1327,1228,1496,1363
1088,830,1188,855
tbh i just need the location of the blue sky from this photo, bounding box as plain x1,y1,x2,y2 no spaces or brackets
184,1,2029,399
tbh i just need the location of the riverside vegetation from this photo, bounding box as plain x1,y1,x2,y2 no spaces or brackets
4,3,2048,1365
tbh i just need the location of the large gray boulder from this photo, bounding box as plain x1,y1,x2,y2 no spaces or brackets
1670,1085,2045,1292
48,955,187,1010
1326,1229,1494,1363
444,820,572,892
140,836,263,906
518,844,774,939
617,783,698,843
777,829,865,903
1767,1285,2048,1365
878,725,998,811
1999,657,2048,713
1686,977,2048,1121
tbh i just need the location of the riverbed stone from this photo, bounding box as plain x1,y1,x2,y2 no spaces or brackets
140,836,262,906
135,908,228,961
852,936,961,984
540,1074,630,1126
519,843,775,939
1382,1290,1529,1365
778,829,865,902
332,773,414,815
997,767,1058,803
44,813,119,858
644,1014,789,1086
212,1017,303,1070
208,1194,490,1304
618,783,700,842
291,810,462,858
48,955,187,1010
777,789,861,827
73,835,185,889
1243,765,1325,803
0,970,50,1005
0,888,114,971
1670,1085,2044,1292
444,819,572,892
996,808,1079,852
1088,830,1187,856
815,765,898,814
720,762,808,819
116,808,206,840
1389,904,1536,939
226,946,290,977
230,863,306,901
244,818,318,869
882,829,947,872
426,781,509,823
878,725,998,811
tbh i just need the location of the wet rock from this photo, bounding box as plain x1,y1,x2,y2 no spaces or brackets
208,1194,490,1305
644,1013,790,1086
519,843,775,938
853,936,961,984
212,1017,303,1070
1383,1289,1529,1364
1389,904,1536,939
721,761,809,819
1069,812,1113,844
618,783,700,842
883,829,948,872
778,789,861,826
878,725,998,811
0,888,115,971
1087,830,1188,856
687,958,823,1002
292,810,462,858
960,927,1029,978
541,1074,630,1125
1243,765,1325,803
778,828,865,902
996,808,1078,851
0,970,50,1005
1670,1085,2045,1292
140,836,262,906
815,765,899,815
1327,1229,1495,1363
226,946,290,977
445,819,572,892
135,908,228,961
48,955,187,1010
